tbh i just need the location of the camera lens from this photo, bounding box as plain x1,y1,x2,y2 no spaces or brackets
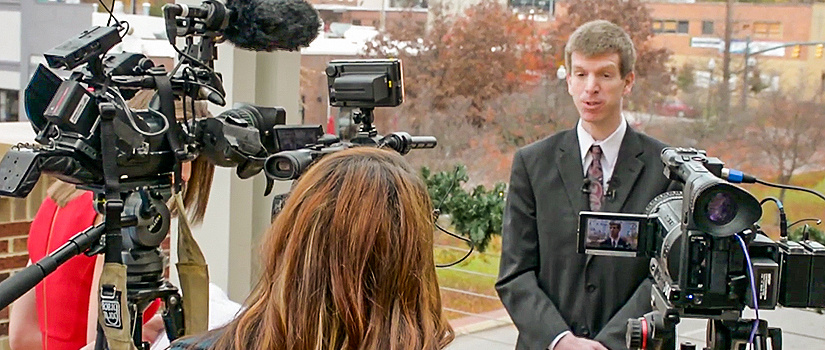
705,191,737,225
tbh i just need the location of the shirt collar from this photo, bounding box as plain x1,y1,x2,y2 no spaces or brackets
577,115,627,167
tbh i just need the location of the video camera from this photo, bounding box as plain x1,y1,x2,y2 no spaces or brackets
0,1,435,347
577,147,825,350
264,59,436,180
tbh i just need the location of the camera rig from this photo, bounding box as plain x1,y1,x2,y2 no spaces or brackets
578,148,825,350
0,2,434,349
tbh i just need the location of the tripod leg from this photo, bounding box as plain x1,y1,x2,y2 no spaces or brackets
132,305,151,350
162,292,185,341
767,328,782,350
706,320,732,350
95,323,109,350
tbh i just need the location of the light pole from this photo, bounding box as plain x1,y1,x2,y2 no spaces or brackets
740,56,756,111
706,58,716,119
740,36,753,111
555,65,567,116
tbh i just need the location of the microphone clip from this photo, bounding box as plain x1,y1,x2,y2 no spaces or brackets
581,178,591,194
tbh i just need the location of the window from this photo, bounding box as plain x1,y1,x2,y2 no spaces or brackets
753,21,782,39
702,21,714,35
677,21,689,34
352,19,361,25
509,0,552,13
653,20,689,34
0,89,18,122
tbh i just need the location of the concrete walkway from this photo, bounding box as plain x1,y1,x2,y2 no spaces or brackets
447,308,825,350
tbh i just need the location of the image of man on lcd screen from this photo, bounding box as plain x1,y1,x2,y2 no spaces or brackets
599,221,630,249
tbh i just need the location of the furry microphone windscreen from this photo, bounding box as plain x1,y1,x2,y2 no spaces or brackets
224,0,321,52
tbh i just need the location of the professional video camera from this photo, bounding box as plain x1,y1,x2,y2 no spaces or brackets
577,147,825,350
265,59,436,180
0,0,435,348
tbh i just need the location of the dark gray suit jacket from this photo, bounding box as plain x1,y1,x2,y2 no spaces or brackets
495,126,672,350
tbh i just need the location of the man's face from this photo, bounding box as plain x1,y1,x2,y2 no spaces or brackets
567,52,635,128
609,224,620,239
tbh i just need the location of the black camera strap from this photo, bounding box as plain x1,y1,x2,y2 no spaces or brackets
96,102,138,350
155,75,187,163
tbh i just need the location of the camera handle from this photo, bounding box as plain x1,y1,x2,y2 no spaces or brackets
0,222,107,310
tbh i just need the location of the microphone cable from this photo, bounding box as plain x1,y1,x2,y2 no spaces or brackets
433,166,475,268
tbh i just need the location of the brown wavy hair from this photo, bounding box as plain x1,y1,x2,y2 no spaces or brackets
191,147,453,349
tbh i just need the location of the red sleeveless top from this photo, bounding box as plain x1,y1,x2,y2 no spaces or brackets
28,191,161,349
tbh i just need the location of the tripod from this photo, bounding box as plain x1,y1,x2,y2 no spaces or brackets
0,188,186,349
628,284,784,350
90,181,187,350
706,319,782,350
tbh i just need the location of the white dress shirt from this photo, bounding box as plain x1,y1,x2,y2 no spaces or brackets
577,116,628,191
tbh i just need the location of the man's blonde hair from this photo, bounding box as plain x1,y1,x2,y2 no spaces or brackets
564,20,636,78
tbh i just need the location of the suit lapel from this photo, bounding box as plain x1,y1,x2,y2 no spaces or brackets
601,128,645,213
557,131,587,214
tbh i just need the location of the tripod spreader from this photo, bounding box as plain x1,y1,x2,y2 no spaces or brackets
0,222,106,309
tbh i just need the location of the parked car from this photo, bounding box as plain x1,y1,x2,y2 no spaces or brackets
654,99,699,118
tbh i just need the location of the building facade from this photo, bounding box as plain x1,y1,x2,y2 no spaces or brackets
645,2,825,102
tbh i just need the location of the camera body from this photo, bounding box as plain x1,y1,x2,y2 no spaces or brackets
578,148,824,322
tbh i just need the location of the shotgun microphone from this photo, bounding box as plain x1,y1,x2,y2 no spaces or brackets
164,0,320,52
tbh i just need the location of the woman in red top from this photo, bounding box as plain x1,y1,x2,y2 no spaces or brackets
9,181,163,350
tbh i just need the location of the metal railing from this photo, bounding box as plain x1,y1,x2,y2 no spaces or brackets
434,242,512,336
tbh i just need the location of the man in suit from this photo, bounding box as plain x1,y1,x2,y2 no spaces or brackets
599,222,631,249
496,20,672,350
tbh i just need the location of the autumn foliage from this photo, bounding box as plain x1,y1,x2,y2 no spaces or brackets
365,0,553,125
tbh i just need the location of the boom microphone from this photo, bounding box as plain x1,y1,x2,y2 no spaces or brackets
224,0,321,52
164,0,321,52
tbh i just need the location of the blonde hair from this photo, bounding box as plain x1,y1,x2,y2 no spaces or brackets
46,180,86,207
187,147,454,350
564,20,636,78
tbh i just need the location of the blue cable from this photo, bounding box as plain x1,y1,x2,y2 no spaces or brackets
735,234,760,348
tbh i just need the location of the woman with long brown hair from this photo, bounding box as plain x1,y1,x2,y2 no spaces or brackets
170,147,454,350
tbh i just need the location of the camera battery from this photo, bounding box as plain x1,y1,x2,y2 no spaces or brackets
44,80,99,138
776,240,811,307
798,240,825,308
749,257,778,309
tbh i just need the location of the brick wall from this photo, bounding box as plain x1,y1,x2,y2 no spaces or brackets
0,175,51,348
0,221,33,345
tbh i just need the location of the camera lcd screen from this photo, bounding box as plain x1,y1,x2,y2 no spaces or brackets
274,125,323,152
578,211,648,257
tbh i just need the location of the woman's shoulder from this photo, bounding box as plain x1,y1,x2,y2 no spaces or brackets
167,331,221,350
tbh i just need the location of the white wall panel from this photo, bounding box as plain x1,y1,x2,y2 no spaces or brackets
0,10,21,62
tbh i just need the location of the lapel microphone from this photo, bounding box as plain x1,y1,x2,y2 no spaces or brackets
605,178,620,200
582,178,618,200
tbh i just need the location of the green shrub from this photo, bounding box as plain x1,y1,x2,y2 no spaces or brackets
421,165,506,252
789,224,825,244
